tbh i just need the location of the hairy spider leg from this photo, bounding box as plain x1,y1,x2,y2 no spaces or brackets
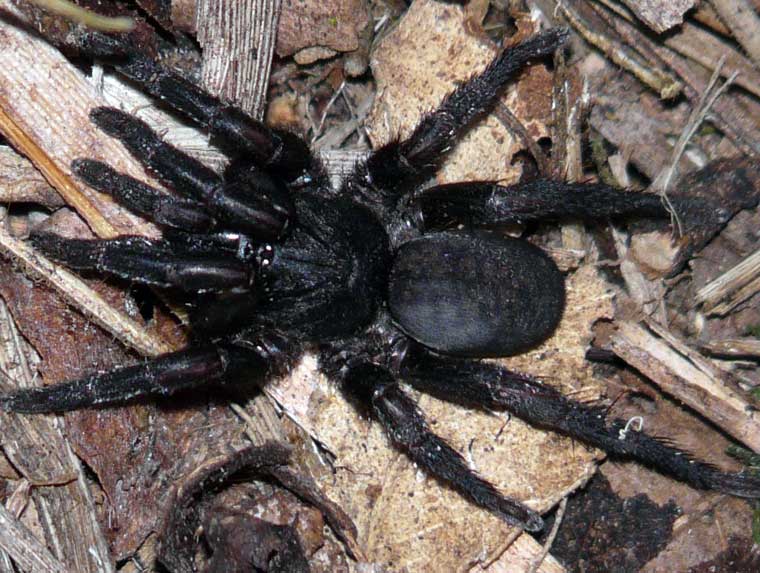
410,180,676,230
90,107,294,241
333,359,545,531
400,349,760,499
70,29,314,180
344,28,570,204
0,344,265,413
73,159,213,232
30,233,252,292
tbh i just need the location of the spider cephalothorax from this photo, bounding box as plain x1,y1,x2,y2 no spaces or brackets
3,21,760,550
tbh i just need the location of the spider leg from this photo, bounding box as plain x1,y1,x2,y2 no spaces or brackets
72,31,312,178
409,180,673,230
87,108,294,240
332,359,544,531
344,28,569,203
400,350,760,498
0,344,262,414
73,159,213,231
30,233,252,292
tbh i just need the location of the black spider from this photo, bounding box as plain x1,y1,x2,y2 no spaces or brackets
2,25,759,537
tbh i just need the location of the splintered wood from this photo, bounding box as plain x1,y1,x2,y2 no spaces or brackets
695,247,760,316
610,319,760,452
0,0,160,239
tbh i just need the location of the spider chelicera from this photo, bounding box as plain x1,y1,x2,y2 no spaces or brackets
1,25,759,535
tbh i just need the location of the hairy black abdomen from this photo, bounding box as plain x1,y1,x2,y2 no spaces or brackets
388,231,564,357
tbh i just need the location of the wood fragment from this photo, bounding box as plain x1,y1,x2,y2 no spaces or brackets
709,0,760,67
0,503,67,573
695,248,760,315
664,22,760,100
701,338,760,360
593,0,760,156
610,319,760,452
619,0,694,33
196,0,282,119
0,147,63,208
0,295,114,572
556,0,681,99
0,2,161,239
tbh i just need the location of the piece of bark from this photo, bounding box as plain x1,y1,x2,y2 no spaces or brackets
0,147,63,208
0,0,161,239
277,0,370,64
196,0,282,119
695,247,760,316
709,0,760,67
620,0,694,33
610,319,760,452
701,338,760,360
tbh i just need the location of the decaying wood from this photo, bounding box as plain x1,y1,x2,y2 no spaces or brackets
695,247,760,316
709,0,760,67
610,319,760,452
0,503,66,573
701,338,760,360
196,0,282,119
619,0,694,33
0,294,113,572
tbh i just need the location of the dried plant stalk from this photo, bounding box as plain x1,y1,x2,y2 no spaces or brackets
0,0,160,239
196,0,283,119
610,319,760,452
0,296,113,572
695,248,760,315
0,503,67,573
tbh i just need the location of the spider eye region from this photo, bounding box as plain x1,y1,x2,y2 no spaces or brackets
388,231,565,357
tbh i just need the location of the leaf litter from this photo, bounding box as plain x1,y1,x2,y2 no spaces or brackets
1,0,760,572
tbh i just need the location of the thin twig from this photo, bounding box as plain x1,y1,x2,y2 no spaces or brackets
527,497,569,573
651,56,738,236
494,102,550,177
25,0,134,31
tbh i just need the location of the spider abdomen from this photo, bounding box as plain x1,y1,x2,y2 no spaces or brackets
388,231,565,357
